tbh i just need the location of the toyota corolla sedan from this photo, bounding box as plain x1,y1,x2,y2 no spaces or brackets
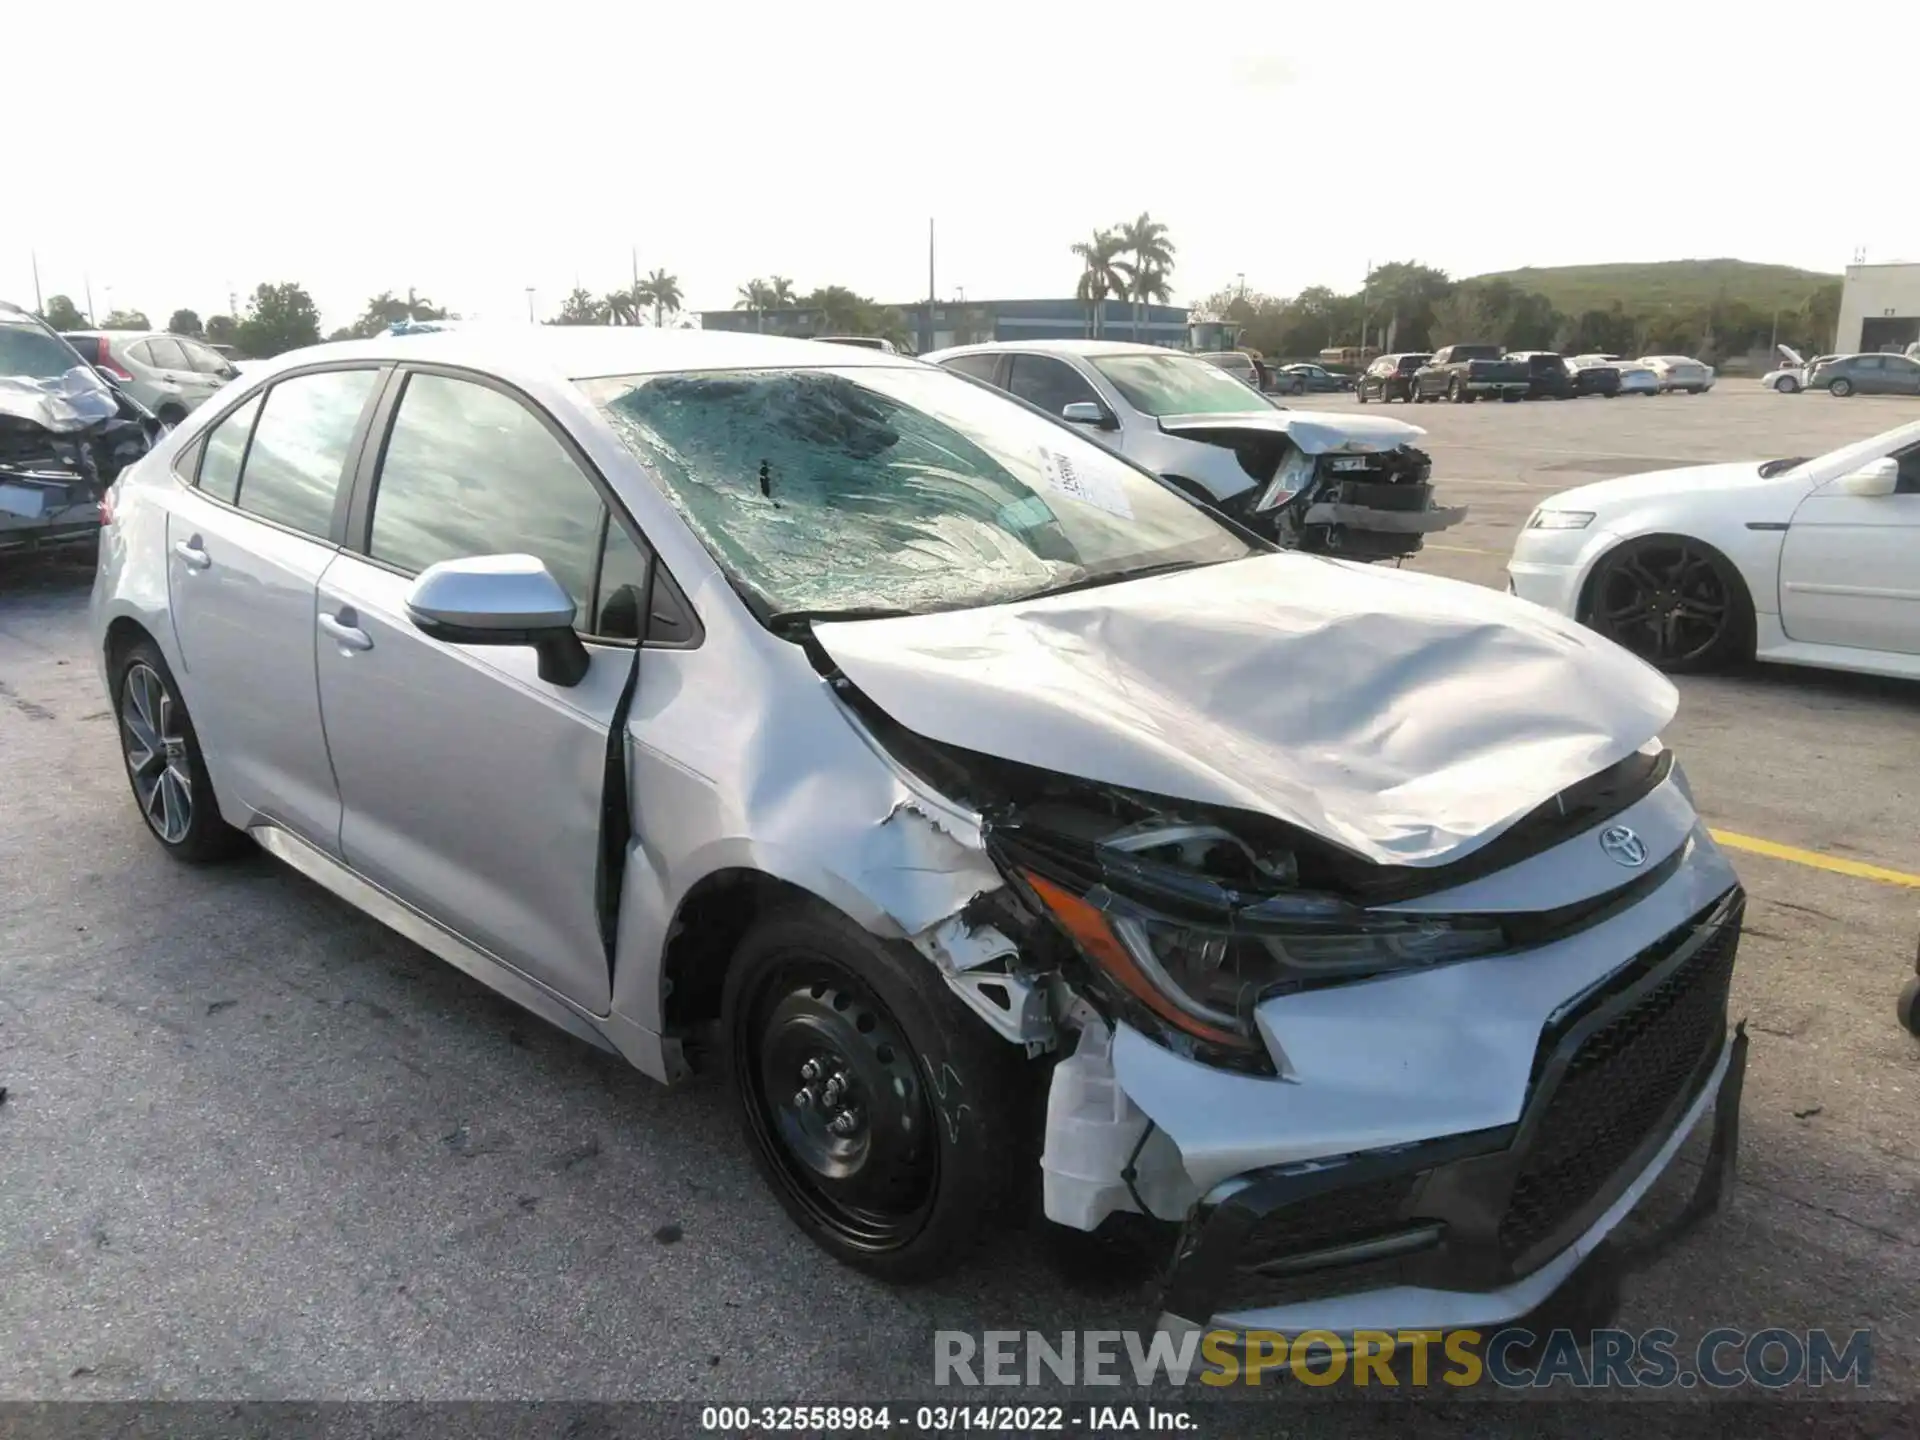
92,326,1746,1342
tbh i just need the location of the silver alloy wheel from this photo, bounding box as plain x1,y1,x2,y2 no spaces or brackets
122,662,193,843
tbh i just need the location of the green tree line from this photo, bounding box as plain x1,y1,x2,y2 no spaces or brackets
1198,261,1842,362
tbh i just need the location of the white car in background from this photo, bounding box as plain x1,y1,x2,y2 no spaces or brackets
1508,419,1920,678
1572,355,1660,396
922,339,1463,560
1638,355,1715,394
1761,345,1821,395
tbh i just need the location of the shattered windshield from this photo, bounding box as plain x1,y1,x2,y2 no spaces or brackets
1090,352,1272,416
581,365,1254,620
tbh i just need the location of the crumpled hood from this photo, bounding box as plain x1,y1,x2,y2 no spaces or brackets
815,554,1677,868
1157,408,1424,455
0,367,120,434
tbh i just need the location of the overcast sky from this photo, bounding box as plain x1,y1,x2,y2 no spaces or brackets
11,2,1916,331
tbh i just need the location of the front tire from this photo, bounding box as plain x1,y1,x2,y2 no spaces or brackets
1829,377,1854,397
723,905,1031,1283
1775,376,1800,394
1584,535,1752,674
112,639,248,862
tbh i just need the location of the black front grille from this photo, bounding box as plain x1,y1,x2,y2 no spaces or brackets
1238,1173,1419,1270
1500,914,1740,1259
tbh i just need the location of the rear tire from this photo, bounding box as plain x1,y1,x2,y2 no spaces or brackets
111,639,249,863
722,904,1033,1283
1899,976,1920,1038
1357,386,1369,403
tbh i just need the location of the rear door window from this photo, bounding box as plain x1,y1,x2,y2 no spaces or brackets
144,337,190,370
233,369,379,538
939,353,1001,384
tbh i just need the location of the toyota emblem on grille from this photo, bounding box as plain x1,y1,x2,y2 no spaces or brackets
1599,825,1648,868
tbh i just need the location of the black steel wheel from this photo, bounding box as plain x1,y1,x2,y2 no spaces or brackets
1586,536,1751,673
723,905,1031,1281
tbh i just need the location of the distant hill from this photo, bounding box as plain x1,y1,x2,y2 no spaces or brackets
1466,259,1838,314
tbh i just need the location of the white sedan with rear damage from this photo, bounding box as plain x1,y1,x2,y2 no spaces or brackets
1507,419,1920,678
922,340,1465,562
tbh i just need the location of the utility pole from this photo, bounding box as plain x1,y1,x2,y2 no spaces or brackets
926,217,935,353
631,245,640,323
84,273,96,326
526,287,536,323
30,251,42,313
1360,258,1371,350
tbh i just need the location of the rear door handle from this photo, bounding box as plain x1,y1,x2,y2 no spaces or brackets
319,610,373,652
173,537,210,570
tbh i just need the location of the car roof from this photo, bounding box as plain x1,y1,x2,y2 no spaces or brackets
230,325,920,384
924,338,1183,362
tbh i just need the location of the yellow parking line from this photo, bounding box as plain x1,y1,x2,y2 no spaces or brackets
1709,829,1920,888
1424,543,1500,555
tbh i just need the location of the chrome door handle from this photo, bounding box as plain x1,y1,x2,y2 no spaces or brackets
173,538,210,570
318,611,373,652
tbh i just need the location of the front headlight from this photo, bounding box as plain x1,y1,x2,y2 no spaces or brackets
1023,872,1506,1051
1527,509,1596,530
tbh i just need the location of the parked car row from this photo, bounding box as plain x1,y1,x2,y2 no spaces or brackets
1194,350,1355,397
1765,344,1920,397
1358,348,1690,403
87,322,1750,1345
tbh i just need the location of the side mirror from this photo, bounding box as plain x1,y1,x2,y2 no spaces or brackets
1061,401,1111,427
1836,457,1900,498
404,554,590,686
93,365,124,390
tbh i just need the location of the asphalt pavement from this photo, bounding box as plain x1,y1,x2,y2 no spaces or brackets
2,380,1918,1414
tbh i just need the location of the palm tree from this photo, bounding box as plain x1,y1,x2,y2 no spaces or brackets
1071,230,1128,338
766,276,797,308
735,278,777,332
1117,213,1175,342
636,268,683,327
603,287,642,325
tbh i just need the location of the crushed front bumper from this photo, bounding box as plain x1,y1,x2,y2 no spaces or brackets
1154,888,1747,1339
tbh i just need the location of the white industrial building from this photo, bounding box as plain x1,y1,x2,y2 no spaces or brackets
1835,262,1920,354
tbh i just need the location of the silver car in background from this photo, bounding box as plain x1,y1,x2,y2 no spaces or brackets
91,326,1747,1341
60,330,241,425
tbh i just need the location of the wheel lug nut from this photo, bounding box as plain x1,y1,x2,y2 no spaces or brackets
822,1076,844,1107
800,1059,821,1082
829,1110,859,1135
793,1088,813,1109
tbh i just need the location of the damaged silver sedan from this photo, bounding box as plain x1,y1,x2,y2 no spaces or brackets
90,327,1746,1342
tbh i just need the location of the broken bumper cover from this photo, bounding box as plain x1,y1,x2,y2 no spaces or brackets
1301,501,1468,535
1154,889,1746,1339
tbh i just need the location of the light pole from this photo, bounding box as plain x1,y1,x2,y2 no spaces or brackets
526,287,537,323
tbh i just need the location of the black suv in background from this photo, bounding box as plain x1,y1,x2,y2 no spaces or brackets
1507,351,1577,401
1356,352,1431,403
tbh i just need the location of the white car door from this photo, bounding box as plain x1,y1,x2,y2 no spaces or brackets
1779,440,1920,655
